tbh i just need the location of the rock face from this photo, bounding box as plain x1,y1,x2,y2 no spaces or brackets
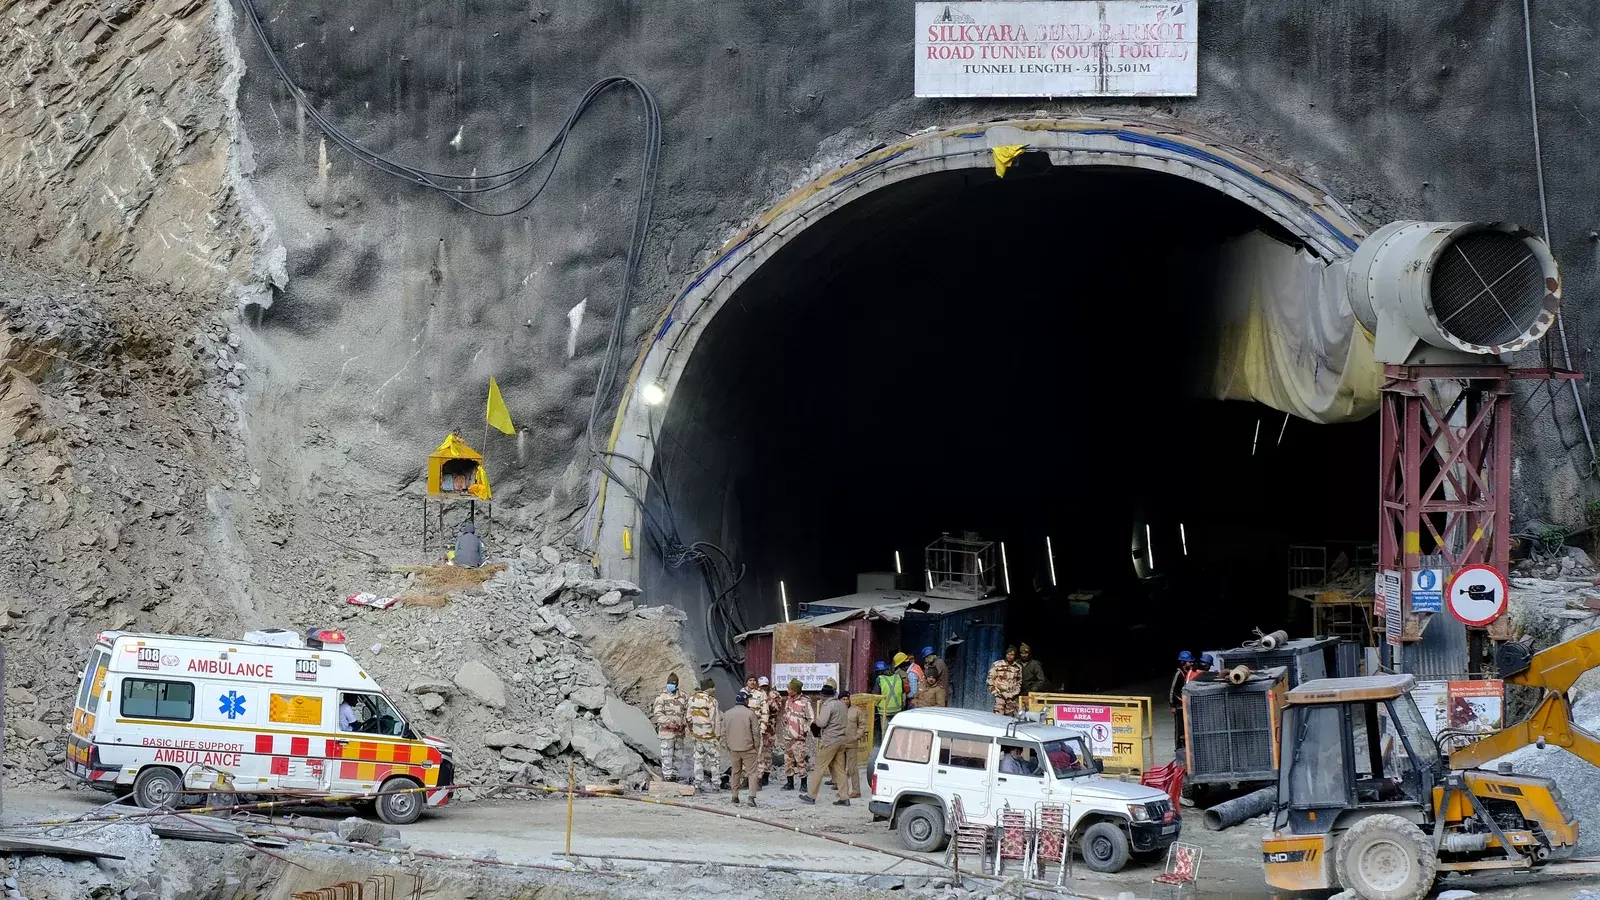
580,608,700,708
600,693,662,762
570,717,644,776
452,661,508,709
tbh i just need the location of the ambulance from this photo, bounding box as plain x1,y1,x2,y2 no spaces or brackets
67,627,455,824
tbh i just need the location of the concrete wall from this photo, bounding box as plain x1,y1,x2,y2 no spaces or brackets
224,0,1600,528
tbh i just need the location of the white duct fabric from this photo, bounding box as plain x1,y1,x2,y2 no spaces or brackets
1210,232,1381,424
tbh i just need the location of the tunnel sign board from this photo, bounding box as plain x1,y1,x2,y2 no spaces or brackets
915,2,1199,98
1446,564,1509,627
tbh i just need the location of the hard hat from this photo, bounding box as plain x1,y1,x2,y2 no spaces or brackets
921,646,935,658
735,690,750,704
1199,653,1215,667
757,676,770,686
1177,650,1195,662
892,652,910,668
874,660,889,672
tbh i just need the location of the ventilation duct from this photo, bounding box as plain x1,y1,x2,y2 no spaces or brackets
1347,222,1561,363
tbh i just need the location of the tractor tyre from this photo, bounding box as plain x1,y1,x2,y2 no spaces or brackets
1336,814,1438,900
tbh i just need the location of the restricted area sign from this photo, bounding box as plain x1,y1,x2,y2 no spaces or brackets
1446,564,1509,627
1053,703,1114,756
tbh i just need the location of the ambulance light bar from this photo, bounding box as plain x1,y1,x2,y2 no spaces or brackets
304,628,348,651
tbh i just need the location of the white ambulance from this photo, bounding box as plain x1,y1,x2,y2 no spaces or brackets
67,627,455,824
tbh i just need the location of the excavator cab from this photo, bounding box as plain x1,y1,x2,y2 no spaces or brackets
1265,675,1451,896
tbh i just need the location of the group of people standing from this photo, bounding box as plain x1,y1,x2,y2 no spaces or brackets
870,646,950,734
985,643,1048,715
1167,649,1215,753
649,672,866,807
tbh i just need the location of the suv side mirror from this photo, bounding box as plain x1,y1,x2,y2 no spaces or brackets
1094,758,1105,773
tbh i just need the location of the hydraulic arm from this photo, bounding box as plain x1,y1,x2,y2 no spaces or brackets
1449,628,1600,770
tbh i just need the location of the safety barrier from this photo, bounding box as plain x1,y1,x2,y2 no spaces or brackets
1024,693,1155,775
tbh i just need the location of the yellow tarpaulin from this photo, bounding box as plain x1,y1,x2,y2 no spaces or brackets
992,144,1026,178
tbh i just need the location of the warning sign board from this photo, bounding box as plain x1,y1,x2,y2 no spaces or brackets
1446,564,1509,627
1411,568,1445,614
1028,693,1152,774
1051,703,1114,756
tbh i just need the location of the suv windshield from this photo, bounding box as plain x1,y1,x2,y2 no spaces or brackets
1042,737,1093,778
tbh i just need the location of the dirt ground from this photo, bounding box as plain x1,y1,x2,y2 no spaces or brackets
5,777,1596,900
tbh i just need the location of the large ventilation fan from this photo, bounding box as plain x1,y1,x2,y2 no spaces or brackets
1347,222,1561,364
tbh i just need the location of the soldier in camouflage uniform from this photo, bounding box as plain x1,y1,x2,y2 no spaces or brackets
686,678,722,791
780,678,814,791
649,673,687,781
748,675,779,785
987,645,1024,716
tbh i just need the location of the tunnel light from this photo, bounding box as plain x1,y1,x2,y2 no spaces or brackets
1180,523,1188,557
925,569,934,592
1046,536,1057,587
1000,542,1012,594
1146,524,1155,571
1252,418,1261,456
1278,412,1290,446
894,550,903,575
641,381,666,406
780,580,790,623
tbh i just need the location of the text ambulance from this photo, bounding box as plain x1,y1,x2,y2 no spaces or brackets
68,627,454,824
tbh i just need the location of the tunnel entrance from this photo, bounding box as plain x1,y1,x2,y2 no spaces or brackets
633,155,1376,693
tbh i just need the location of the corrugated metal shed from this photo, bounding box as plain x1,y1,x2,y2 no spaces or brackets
1401,613,1469,678
739,590,1008,708
737,602,927,695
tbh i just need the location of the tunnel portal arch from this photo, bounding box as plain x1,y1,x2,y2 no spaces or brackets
592,117,1370,582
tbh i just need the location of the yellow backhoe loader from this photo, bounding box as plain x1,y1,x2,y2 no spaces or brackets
1261,628,1600,900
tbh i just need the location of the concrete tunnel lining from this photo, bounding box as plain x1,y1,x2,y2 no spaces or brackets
592,118,1372,589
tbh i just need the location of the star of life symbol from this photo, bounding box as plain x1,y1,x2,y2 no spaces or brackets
219,690,247,719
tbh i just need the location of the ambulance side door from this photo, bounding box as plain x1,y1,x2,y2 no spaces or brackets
265,688,336,791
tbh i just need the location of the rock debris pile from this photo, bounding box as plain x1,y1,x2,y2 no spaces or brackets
324,542,696,793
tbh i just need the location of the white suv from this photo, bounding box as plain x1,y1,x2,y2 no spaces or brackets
868,708,1178,872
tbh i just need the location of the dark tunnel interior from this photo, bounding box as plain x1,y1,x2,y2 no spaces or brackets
641,162,1377,694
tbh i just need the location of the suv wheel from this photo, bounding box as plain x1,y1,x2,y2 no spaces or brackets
1079,821,1132,873
896,803,947,853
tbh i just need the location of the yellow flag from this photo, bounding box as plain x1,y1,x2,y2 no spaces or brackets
485,377,515,435
992,144,1026,178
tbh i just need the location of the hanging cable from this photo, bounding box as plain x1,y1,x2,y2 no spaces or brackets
240,0,746,672
1520,0,1598,476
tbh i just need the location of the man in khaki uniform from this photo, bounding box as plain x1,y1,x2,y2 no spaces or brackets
722,689,762,807
801,682,851,806
841,689,865,799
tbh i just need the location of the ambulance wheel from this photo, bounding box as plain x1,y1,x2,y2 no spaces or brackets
375,777,424,825
131,767,183,809
1336,814,1437,900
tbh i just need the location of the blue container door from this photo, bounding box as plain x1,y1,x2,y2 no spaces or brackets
953,623,1006,710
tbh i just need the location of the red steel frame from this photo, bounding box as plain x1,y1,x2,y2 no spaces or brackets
1379,365,1579,650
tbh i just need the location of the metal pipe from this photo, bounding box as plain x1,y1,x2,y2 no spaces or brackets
1522,0,1598,472
1201,786,1276,831
1258,630,1289,650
